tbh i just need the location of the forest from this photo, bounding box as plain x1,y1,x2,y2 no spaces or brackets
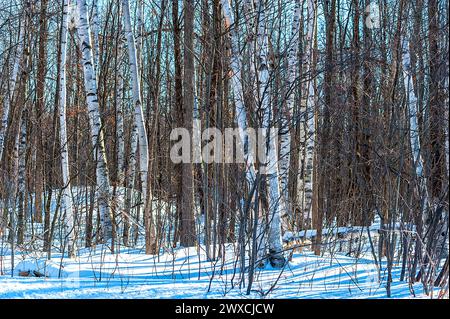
0,0,448,299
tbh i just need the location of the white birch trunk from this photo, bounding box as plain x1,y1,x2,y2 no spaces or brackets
401,37,426,181
221,0,256,185
221,0,262,268
122,0,149,205
256,0,285,266
116,45,125,187
0,21,25,161
127,111,139,243
297,0,317,227
76,0,113,241
400,35,433,232
278,0,301,221
193,72,201,164
59,0,76,257
115,3,125,187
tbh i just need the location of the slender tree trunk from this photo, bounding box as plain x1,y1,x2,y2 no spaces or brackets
401,34,428,196
16,111,27,245
255,0,285,267
180,0,196,247
221,0,259,270
76,0,113,242
0,15,25,163
428,0,445,201
297,0,317,228
172,0,183,247
221,0,257,185
122,0,155,253
279,0,301,226
59,0,76,257
33,0,49,224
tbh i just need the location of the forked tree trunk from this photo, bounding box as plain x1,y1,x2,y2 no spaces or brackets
76,0,113,242
220,0,256,185
122,0,155,253
255,0,285,267
221,0,260,267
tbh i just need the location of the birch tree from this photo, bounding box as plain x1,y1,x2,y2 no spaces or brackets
115,3,125,188
221,0,260,268
221,0,256,187
279,0,301,224
76,0,113,241
297,0,317,228
122,0,155,253
59,0,76,257
401,35,427,195
255,0,285,267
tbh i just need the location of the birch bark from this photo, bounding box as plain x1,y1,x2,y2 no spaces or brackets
278,0,301,222
220,0,256,185
401,37,426,182
76,0,113,241
221,0,261,268
297,0,317,227
255,0,285,267
122,0,155,252
59,0,76,257
122,0,149,205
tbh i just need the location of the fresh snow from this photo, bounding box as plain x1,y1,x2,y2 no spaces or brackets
0,242,440,299
0,190,443,299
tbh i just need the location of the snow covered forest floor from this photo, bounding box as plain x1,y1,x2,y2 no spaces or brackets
0,228,444,299
0,189,447,299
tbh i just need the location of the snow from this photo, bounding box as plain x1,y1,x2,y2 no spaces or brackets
14,259,68,278
0,242,441,299
0,189,444,299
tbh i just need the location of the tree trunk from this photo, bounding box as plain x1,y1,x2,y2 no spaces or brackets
297,0,317,229
255,0,285,268
59,0,76,257
76,0,113,242
33,0,49,224
0,14,25,162
279,0,301,227
122,0,155,253
180,0,196,247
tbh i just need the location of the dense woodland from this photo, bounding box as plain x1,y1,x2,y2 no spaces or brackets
0,0,448,297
